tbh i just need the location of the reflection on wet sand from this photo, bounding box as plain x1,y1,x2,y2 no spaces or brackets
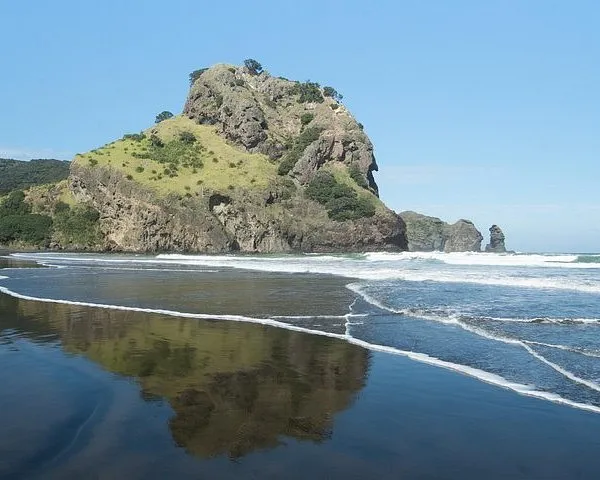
1,294,370,459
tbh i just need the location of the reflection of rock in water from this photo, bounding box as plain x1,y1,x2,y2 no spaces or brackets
4,294,370,459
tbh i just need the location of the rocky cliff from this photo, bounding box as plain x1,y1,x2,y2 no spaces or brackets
67,63,406,253
399,211,483,252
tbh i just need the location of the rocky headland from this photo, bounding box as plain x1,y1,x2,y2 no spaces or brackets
1,60,508,253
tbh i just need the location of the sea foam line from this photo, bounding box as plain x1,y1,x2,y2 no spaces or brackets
524,341,600,359
2,285,600,415
349,282,600,395
11,252,600,294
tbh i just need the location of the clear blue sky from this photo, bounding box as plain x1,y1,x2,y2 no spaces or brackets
2,1,598,252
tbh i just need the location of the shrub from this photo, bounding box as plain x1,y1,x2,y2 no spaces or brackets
149,134,164,148
330,104,339,110
135,166,145,173
305,171,375,221
126,174,133,180
179,131,196,144
277,156,296,176
123,133,146,141
53,201,70,214
244,58,263,75
234,79,245,86
291,81,323,103
89,158,98,167
300,113,314,126
155,111,174,123
189,68,208,85
214,94,223,107
349,164,369,189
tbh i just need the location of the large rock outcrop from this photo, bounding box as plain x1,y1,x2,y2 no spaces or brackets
485,225,507,253
183,64,380,192
399,211,483,252
64,63,409,253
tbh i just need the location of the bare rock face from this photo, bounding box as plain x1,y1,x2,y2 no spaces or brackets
398,211,446,251
485,225,507,253
443,220,483,252
70,163,406,253
399,211,483,252
183,64,379,192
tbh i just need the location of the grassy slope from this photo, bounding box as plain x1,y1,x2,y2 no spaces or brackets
73,116,277,196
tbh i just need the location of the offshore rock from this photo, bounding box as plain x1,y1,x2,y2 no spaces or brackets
399,211,483,252
485,224,507,253
443,219,483,253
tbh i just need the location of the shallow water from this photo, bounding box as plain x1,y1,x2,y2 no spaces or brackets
3,251,600,413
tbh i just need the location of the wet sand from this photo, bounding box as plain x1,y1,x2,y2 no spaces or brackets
2,291,600,479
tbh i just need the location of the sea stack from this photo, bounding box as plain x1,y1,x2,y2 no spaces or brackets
485,225,506,253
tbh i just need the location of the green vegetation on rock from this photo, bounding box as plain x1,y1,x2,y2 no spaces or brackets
155,111,174,123
323,86,343,101
306,171,375,221
349,164,369,189
278,126,323,176
53,202,102,246
243,58,263,75
189,68,208,85
290,81,324,103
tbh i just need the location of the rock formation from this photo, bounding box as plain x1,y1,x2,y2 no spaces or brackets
67,63,407,253
485,224,507,253
399,211,483,252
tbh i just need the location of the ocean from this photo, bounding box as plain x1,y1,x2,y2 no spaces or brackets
1,250,600,478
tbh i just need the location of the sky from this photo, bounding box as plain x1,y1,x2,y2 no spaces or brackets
1,0,598,252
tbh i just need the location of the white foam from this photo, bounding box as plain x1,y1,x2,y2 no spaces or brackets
364,251,596,268
11,252,600,294
487,316,600,325
2,284,600,415
524,341,600,358
349,282,600,394
0,276,8,280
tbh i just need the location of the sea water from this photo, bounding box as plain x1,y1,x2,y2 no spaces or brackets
2,250,600,413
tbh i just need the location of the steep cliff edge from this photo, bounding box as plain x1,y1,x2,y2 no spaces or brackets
68,63,406,253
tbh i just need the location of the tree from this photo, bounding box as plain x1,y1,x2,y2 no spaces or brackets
0,190,30,216
189,68,208,85
323,86,343,101
155,111,174,123
244,58,263,75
